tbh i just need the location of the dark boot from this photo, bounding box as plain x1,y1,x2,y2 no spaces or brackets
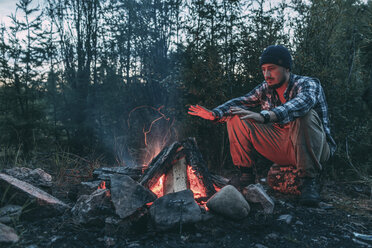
228,172,256,191
299,178,320,207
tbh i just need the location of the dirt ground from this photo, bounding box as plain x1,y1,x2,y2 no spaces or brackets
2,178,371,248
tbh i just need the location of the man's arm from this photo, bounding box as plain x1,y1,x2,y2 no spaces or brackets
212,83,265,119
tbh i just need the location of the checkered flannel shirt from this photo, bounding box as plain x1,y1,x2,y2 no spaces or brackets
212,73,337,155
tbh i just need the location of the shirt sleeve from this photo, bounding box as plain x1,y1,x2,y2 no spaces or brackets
271,78,320,124
212,83,265,119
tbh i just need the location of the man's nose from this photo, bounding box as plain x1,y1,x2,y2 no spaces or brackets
263,70,271,77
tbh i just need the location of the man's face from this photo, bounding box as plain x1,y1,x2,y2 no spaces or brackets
261,63,289,88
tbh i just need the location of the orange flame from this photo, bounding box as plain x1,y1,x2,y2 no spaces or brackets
97,181,111,197
98,181,106,189
149,174,165,198
200,200,209,211
213,184,221,192
187,165,207,199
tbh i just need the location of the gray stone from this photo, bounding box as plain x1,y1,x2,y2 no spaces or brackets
255,244,268,248
0,222,19,243
0,205,22,224
206,185,250,220
104,216,132,236
71,189,113,225
3,167,52,188
104,236,116,247
242,184,274,214
149,189,202,231
0,173,68,219
78,181,102,197
277,214,293,224
265,233,279,240
110,174,156,219
93,166,143,181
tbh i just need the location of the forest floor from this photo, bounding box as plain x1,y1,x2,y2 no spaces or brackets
2,170,371,248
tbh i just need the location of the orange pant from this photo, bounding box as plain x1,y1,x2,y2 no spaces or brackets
226,110,330,178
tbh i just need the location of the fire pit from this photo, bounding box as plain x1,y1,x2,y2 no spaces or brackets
139,137,219,207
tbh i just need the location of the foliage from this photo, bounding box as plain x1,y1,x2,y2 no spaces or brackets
0,0,371,182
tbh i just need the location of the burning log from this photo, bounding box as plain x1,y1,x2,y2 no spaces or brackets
140,137,217,201
140,141,183,193
164,157,188,195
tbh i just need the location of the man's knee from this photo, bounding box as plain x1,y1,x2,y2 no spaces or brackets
297,109,321,127
227,115,247,129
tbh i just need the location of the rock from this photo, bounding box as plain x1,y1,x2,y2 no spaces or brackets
319,202,334,210
104,236,116,247
110,174,156,219
0,173,69,219
93,166,143,181
78,181,102,197
242,184,274,214
3,167,52,188
206,185,250,220
0,222,19,243
255,244,268,248
265,233,279,240
104,216,132,236
277,214,293,224
149,189,202,231
0,205,22,224
71,189,113,225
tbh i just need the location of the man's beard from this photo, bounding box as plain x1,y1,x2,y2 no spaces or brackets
268,75,287,90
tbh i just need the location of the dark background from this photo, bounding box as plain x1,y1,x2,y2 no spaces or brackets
0,0,371,184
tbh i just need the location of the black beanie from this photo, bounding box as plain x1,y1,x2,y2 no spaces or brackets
259,45,292,70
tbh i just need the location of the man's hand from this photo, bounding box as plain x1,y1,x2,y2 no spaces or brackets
188,105,216,120
230,107,264,123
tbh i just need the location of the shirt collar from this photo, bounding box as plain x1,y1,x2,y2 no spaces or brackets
284,73,294,98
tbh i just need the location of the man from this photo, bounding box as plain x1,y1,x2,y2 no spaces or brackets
188,45,336,206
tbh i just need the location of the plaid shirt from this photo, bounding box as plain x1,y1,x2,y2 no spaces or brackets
212,73,336,155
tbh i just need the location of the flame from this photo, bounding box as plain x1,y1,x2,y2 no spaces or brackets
149,174,165,198
97,181,111,197
98,181,106,189
142,140,164,167
213,184,221,192
200,200,209,211
187,165,207,199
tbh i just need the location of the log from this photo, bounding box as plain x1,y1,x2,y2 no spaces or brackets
163,157,188,195
139,137,217,199
139,141,183,189
209,174,229,189
181,137,216,198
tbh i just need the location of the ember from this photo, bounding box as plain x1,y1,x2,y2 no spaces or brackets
98,181,106,189
97,181,111,197
149,174,165,198
187,165,207,199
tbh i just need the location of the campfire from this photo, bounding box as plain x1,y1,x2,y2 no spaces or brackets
139,138,219,207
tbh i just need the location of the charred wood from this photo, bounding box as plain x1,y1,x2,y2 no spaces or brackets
139,141,183,190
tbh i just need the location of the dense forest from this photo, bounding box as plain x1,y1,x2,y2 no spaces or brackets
0,0,371,183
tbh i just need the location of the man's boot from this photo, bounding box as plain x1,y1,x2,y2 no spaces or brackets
228,167,256,191
299,178,320,207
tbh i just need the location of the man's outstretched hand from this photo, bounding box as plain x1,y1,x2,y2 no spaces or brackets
230,107,264,123
188,105,216,120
